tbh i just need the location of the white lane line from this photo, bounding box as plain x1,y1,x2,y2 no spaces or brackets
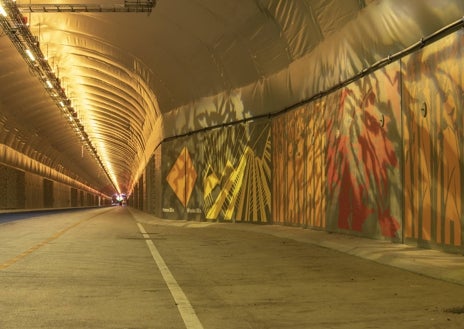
136,222,204,329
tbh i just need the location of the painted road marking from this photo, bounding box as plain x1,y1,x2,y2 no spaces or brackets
136,222,204,329
0,211,105,271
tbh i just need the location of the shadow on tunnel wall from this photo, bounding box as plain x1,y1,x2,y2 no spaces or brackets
325,64,403,241
136,30,463,254
401,31,463,253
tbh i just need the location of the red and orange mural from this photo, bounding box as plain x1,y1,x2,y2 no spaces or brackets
152,30,463,253
272,63,402,239
326,65,402,240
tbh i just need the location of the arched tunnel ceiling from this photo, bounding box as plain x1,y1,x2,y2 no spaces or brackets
0,0,463,197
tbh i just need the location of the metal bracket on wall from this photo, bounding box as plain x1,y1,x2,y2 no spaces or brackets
421,102,427,118
379,113,385,127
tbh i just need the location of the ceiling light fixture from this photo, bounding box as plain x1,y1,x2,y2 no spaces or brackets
25,49,35,61
16,0,157,13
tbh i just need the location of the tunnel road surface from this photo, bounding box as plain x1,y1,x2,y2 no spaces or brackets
1,207,464,329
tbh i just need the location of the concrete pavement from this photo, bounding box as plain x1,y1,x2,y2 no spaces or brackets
1,206,463,328
131,208,464,287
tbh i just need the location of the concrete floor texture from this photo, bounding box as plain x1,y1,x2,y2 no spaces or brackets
0,207,463,329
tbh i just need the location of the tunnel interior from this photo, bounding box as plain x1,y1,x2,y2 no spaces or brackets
0,0,463,253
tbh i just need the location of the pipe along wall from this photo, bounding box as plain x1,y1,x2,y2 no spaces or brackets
130,29,464,255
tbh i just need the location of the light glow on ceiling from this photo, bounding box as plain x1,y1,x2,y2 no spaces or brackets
25,49,36,61
0,4,7,17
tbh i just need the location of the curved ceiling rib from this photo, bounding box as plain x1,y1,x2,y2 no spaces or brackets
26,10,161,194
0,42,111,191
1,0,462,199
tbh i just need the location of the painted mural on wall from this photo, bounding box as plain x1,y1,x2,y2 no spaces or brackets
402,31,463,249
326,64,402,240
272,100,326,228
273,63,402,238
202,121,271,222
162,120,272,222
166,146,198,209
162,137,201,219
154,29,463,253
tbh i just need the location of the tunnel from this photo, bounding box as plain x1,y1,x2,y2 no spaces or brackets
0,0,464,253
1,1,464,326
0,0,464,329
0,0,462,252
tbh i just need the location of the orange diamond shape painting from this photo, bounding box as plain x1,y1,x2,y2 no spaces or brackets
166,147,197,207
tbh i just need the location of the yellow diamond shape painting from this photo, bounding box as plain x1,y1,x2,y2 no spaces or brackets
166,147,197,208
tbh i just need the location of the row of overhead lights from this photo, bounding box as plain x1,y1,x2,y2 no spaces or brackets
0,0,120,193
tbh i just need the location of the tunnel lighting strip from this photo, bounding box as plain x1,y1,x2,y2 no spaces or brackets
16,0,156,13
0,0,120,193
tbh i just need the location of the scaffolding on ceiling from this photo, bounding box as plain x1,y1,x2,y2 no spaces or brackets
16,0,155,13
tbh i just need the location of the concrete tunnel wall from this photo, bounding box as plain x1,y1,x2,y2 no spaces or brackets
0,162,104,210
129,29,464,255
0,136,108,209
